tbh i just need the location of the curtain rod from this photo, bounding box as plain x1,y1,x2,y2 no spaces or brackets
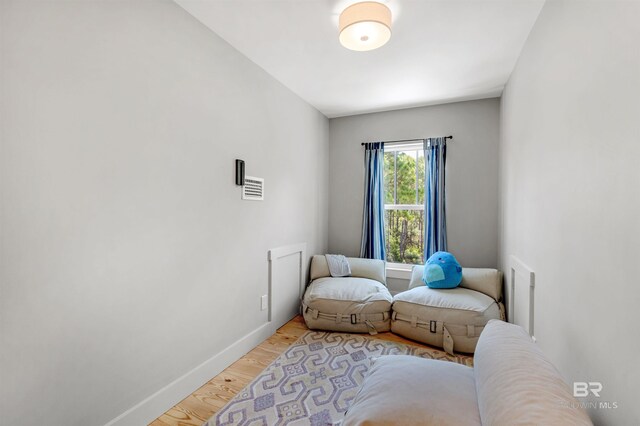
361,136,453,146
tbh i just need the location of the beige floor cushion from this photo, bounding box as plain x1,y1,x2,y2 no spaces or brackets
475,320,592,425
310,255,386,284
342,355,481,426
303,276,392,334
391,286,501,354
303,255,391,334
408,265,504,303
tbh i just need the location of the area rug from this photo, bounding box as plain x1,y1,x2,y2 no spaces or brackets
207,331,472,426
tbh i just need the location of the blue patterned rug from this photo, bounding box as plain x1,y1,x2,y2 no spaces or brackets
207,331,472,425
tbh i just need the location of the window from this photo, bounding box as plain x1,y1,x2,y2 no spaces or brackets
384,143,425,265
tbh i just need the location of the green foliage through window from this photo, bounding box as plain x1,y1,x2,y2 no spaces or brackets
384,150,425,264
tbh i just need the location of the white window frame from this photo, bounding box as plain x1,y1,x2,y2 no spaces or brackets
385,204,423,211
383,145,425,268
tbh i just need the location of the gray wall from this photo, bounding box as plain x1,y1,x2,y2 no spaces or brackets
328,99,500,269
499,1,640,424
0,1,328,425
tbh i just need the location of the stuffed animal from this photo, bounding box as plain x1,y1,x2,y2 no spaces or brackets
422,251,463,289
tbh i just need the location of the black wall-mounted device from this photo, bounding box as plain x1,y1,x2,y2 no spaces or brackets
235,159,245,186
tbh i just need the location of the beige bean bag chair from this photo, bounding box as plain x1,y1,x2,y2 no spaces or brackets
391,266,505,354
342,320,592,426
302,255,392,334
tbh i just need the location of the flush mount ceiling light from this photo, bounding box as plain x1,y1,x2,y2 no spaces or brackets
339,1,392,52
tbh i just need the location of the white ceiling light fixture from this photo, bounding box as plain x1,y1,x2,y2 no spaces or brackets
339,1,392,52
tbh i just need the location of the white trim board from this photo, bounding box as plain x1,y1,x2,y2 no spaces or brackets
104,322,276,426
508,255,536,339
267,242,306,262
386,265,414,280
268,243,307,327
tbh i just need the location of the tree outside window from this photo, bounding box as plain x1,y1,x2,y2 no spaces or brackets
384,148,425,264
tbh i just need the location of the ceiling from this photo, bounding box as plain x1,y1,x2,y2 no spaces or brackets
175,0,545,118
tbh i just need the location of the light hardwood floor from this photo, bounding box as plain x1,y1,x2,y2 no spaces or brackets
151,316,470,426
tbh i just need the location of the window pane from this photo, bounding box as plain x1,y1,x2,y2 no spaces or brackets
384,152,395,204
417,150,425,204
384,208,424,264
395,151,417,204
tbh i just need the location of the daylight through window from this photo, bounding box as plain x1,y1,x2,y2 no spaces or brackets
384,144,425,265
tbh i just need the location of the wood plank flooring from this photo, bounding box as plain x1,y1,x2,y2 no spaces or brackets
151,316,471,426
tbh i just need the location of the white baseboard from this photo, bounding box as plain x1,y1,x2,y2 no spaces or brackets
104,322,277,426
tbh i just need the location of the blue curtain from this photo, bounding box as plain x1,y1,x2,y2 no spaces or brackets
360,142,386,260
424,137,448,260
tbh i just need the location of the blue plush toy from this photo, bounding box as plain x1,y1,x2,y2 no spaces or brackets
422,251,463,289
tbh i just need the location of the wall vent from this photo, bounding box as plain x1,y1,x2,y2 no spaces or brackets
242,176,264,201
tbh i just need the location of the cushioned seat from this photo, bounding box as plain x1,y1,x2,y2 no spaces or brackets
391,265,504,354
342,320,592,426
342,355,480,426
302,256,392,334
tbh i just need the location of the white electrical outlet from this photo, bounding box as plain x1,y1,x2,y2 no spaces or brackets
261,295,268,311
